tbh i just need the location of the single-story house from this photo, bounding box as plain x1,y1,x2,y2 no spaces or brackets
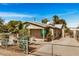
23,22,64,42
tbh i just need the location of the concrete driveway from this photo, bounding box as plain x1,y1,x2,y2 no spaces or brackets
53,36,79,56
31,36,79,56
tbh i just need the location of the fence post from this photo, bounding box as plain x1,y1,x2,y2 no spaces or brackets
25,38,29,55
52,44,53,56
24,37,29,55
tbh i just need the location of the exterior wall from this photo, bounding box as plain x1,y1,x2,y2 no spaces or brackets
30,29,43,39
50,28,54,36
26,23,63,40
27,24,43,29
30,28,62,40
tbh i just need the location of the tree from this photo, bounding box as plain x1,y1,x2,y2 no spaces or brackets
0,17,4,25
59,19,67,25
42,18,48,24
53,15,60,24
0,17,5,33
7,20,23,33
53,15,69,32
53,15,67,27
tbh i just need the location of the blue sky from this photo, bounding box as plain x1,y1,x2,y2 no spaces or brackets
0,3,79,27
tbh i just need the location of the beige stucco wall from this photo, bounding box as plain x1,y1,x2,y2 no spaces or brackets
50,28,54,36
27,24,43,29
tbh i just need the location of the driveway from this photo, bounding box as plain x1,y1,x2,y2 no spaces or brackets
53,36,79,56
31,36,79,56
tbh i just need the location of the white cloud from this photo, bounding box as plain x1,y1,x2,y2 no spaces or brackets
0,12,34,18
0,12,35,23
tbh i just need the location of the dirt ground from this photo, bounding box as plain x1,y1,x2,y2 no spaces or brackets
0,44,41,56
0,46,26,56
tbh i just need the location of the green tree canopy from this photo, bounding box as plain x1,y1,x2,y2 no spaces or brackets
0,17,5,33
53,15,67,25
53,15,60,24
41,18,48,24
7,20,23,33
53,15,69,32
59,19,67,25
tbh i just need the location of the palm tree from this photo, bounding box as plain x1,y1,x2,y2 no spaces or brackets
59,19,67,25
53,15,60,24
53,15,70,34
53,15,67,27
